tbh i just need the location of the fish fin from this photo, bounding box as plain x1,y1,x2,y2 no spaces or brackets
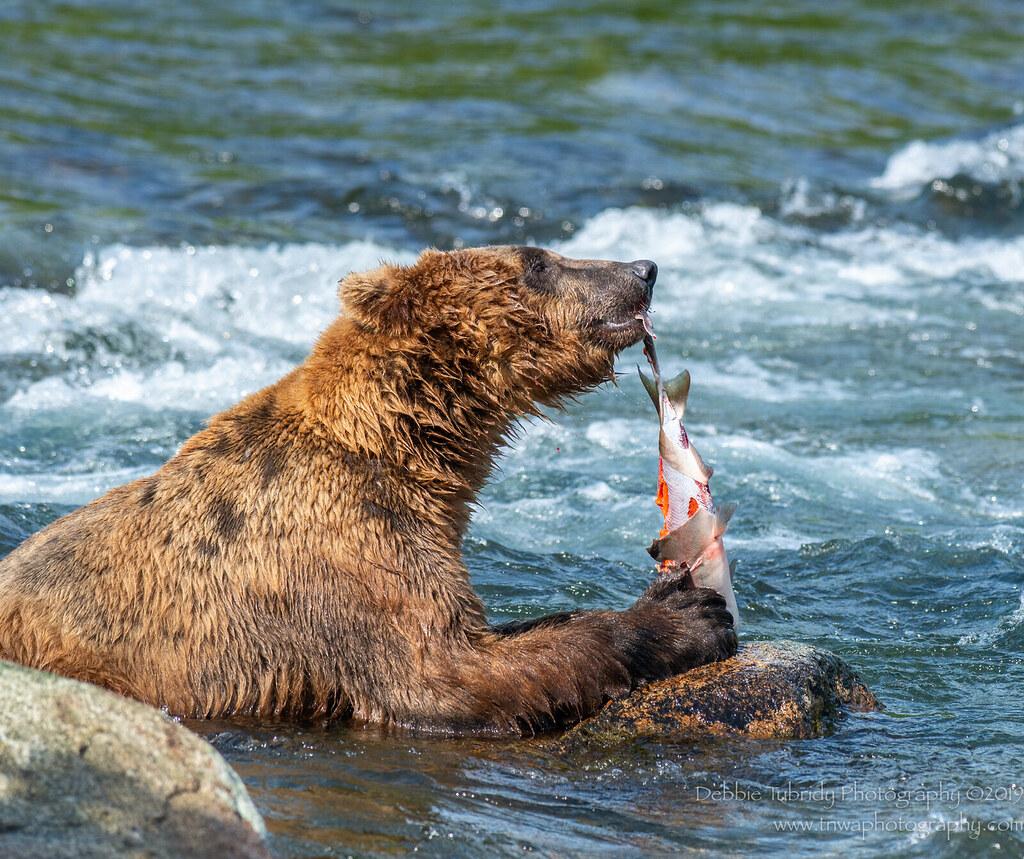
638,366,660,414
645,537,661,561
729,559,737,579
664,369,691,418
649,507,717,566
715,502,737,538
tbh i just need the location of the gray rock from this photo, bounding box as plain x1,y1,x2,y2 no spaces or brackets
557,641,880,750
0,660,270,859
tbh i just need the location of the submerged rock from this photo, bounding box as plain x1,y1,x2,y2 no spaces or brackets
559,641,879,748
0,661,270,859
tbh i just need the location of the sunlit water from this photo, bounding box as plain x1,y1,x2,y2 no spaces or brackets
1,2,1023,856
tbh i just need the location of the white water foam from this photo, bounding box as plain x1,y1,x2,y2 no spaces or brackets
0,241,412,415
0,469,152,507
871,123,1024,193
713,434,944,507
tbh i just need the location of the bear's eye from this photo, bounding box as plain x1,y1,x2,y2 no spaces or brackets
519,247,555,293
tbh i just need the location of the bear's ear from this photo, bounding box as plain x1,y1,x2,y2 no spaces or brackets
338,263,420,336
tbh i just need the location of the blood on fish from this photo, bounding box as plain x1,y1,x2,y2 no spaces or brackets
651,460,675,573
655,460,671,526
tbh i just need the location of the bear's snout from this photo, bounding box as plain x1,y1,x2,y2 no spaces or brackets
630,259,658,290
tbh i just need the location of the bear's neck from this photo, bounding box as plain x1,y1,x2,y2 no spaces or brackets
302,320,525,537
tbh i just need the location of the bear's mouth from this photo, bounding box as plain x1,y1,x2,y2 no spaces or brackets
590,306,652,349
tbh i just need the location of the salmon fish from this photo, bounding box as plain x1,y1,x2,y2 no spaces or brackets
638,330,740,629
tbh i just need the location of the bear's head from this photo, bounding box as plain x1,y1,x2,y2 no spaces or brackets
338,246,657,407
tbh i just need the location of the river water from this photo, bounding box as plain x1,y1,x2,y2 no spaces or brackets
1,1,1023,856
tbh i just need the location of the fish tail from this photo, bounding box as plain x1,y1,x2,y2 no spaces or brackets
664,369,691,418
638,366,660,414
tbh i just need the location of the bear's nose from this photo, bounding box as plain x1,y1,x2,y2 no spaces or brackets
631,260,658,287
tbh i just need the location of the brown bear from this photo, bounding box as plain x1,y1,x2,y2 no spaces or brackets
0,246,736,735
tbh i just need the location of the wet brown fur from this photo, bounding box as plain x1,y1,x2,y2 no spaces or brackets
0,247,736,735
